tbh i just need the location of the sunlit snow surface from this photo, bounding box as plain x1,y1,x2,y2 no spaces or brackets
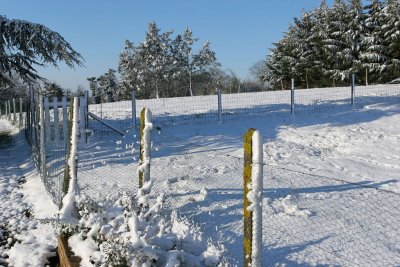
1,84,400,266
77,85,400,266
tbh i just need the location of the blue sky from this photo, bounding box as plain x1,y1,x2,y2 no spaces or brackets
2,0,333,91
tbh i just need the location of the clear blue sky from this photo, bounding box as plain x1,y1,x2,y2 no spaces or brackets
2,0,333,91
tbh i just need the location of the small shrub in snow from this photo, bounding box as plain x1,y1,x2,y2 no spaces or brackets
58,192,223,267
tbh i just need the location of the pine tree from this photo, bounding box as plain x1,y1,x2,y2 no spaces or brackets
0,15,83,87
380,0,400,80
361,0,386,84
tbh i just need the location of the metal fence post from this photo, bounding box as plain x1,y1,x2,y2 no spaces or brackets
217,88,222,124
84,90,89,131
291,79,295,115
132,91,137,127
30,84,35,142
351,74,355,107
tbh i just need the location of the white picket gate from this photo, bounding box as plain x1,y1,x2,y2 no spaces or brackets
42,93,88,144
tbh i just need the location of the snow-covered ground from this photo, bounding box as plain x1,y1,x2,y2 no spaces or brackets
1,85,399,266
0,119,58,267
79,87,400,266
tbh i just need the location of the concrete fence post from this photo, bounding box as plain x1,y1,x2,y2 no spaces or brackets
243,128,263,267
132,91,137,127
217,88,222,124
351,74,355,107
291,79,295,115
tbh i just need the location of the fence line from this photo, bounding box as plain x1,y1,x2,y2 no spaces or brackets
84,81,400,133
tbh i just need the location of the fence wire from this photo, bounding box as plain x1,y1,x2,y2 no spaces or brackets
22,94,72,207
76,128,139,202
145,132,400,266
87,83,400,131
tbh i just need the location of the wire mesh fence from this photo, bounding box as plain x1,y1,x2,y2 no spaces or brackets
144,129,400,266
85,82,400,132
23,92,73,206
76,128,139,202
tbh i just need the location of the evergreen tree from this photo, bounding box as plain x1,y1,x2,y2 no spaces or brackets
0,15,83,87
361,0,386,84
118,22,219,98
380,0,400,80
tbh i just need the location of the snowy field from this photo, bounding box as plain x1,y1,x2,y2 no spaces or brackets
77,85,400,266
88,84,400,127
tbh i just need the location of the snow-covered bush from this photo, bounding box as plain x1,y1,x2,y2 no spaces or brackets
57,191,223,267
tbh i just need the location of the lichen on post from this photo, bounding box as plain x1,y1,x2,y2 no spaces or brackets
138,107,153,190
243,128,263,267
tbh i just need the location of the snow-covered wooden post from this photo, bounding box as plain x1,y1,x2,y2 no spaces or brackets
291,79,295,115
139,107,152,190
39,95,46,181
132,91,137,127
351,74,355,107
243,128,263,267
217,88,222,124
12,98,17,124
61,97,79,214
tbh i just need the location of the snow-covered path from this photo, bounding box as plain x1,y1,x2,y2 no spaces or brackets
0,119,57,267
